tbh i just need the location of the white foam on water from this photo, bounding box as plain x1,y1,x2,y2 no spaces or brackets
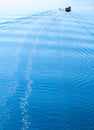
20,12,55,129
20,80,33,130
0,17,37,129
20,17,45,130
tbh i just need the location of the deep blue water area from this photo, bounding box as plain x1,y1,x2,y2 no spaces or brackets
0,10,94,130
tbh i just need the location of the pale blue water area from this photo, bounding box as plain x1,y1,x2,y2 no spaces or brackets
0,9,94,130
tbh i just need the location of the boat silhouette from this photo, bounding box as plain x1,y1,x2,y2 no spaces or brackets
65,6,71,12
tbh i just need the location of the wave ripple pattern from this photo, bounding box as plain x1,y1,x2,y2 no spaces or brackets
0,10,94,130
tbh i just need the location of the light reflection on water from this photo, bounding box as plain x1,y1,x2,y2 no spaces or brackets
0,9,94,130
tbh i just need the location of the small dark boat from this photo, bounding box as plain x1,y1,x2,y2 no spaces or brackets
65,6,71,12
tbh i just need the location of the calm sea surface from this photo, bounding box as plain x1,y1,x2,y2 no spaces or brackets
0,10,94,130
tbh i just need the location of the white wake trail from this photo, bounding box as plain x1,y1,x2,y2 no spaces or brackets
20,17,44,130
0,18,35,129
20,11,54,130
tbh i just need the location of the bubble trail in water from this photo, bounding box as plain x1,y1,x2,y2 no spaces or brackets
0,17,37,129
20,80,33,130
20,17,44,130
20,11,56,130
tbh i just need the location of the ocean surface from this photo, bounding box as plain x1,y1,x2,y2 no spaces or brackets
0,9,94,130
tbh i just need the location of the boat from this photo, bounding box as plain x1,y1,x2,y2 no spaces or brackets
65,6,71,12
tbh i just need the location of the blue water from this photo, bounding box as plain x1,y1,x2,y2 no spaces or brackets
0,9,94,130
